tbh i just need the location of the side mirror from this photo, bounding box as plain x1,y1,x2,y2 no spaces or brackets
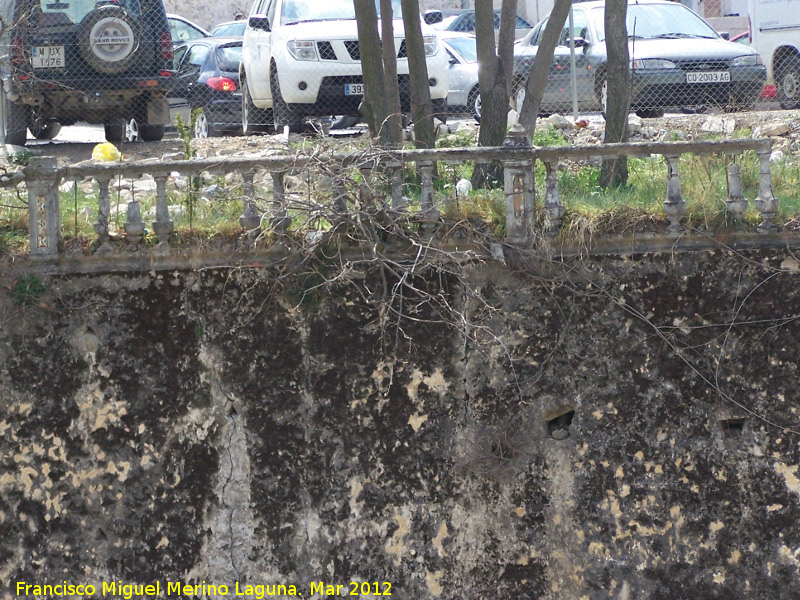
720,31,730,40
424,10,443,25
249,15,270,32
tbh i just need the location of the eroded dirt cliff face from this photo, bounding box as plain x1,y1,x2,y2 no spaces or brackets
1,249,799,599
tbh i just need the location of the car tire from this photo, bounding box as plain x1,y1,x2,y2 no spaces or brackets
29,120,62,140
777,55,800,110
104,120,125,143
635,107,665,119
193,108,219,138
242,74,269,135
468,86,481,122
78,6,140,75
140,123,165,142
331,115,360,130
2,96,29,146
270,64,302,132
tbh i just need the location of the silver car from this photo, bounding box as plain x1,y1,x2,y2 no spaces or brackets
513,0,767,117
440,32,481,121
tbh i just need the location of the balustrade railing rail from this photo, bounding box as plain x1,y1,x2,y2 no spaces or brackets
2,133,781,263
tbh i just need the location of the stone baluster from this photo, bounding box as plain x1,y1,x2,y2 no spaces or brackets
333,166,348,214
25,156,61,259
123,200,144,251
271,170,291,232
93,175,113,254
754,149,778,233
502,126,534,242
663,155,686,236
389,161,404,210
543,160,565,237
417,160,439,223
725,162,748,223
151,174,173,253
238,169,261,235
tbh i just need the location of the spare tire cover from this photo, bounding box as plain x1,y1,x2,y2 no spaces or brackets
79,6,140,74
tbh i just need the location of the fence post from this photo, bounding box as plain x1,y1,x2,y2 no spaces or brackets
93,175,113,254
151,174,173,253
663,154,685,236
417,160,439,224
25,156,61,259
502,125,534,242
389,160,404,210
754,148,778,233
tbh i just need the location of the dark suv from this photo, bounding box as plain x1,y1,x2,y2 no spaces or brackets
0,0,174,145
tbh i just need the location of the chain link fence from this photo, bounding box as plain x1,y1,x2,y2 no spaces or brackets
512,0,769,119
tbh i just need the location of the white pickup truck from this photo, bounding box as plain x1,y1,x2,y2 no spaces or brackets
240,0,449,132
748,0,800,108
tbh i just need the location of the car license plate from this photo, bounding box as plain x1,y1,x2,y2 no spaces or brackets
32,45,65,68
686,71,730,84
344,83,364,96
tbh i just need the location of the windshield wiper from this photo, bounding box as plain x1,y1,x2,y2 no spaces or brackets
284,19,330,25
653,32,715,39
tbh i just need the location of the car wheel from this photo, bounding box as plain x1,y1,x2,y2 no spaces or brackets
78,6,140,75
331,115,360,130
125,117,140,142
777,55,800,109
193,108,218,138
29,120,61,141
598,76,609,117
2,96,29,146
104,120,125,143
635,107,665,119
467,86,481,122
270,64,302,132
140,123,165,142
242,74,269,135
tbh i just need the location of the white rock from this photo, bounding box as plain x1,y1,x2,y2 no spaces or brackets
770,150,785,162
701,116,725,134
547,113,573,130
507,109,520,128
761,122,790,137
627,114,643,132
59,180,75,193
456,178,472,199
723,119,736,135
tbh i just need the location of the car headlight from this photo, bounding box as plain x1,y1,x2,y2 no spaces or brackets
730,54,762,67
631,59,677,69
287,40,318,61
424,35,439,57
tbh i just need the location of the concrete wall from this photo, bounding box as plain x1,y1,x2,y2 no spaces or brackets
2,250,800,598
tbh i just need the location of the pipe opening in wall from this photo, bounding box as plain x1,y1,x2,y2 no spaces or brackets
546,409,575,440
720,417,746,439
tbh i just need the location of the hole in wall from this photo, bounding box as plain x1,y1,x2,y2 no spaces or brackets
720,417,746,439
545,407,575,440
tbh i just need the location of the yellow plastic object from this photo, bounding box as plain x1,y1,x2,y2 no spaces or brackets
92,142,122,162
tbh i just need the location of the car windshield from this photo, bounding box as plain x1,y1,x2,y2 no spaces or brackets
431,15,459,30
592,3,719,42
281,0,402,25
39,0,142,23
445,37,477,63
216,44,242,71
212,21,246,36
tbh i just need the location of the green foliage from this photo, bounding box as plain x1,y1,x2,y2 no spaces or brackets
532,127,568,147
8,149,35,166
12,274,45,306
174,109,201,160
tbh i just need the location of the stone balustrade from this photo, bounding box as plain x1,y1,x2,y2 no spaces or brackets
9,134,780,263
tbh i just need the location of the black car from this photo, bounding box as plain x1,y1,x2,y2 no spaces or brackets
168,37,242,138
0,0,174,145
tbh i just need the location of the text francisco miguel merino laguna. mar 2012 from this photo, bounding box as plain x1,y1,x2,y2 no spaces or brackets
15,580,395,598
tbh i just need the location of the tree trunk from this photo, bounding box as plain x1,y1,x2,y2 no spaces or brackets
354,0,391,145
599,0,630,188
471,0,518,189
380,0,403,147
400,0,435,149
517,0,573,140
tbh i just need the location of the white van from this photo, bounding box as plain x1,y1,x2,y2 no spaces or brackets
748,0,800,108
